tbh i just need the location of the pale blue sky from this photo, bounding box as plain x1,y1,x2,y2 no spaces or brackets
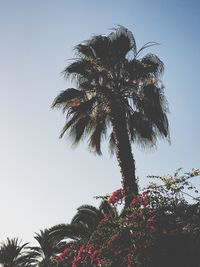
0,0,199,244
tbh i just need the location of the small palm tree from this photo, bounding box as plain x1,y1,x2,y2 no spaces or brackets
27,230,62,267
52,26,169,206
0,238,28,267
48,201,115,243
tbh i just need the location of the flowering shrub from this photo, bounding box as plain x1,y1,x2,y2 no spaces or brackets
55,169,200,267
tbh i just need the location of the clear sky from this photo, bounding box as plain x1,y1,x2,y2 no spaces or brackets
0,0,199,244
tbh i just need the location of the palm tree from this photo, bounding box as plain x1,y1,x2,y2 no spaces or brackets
48,201,115,243
0,238,28,267
52,26,169,206
71,201,116,229
27,230,62,267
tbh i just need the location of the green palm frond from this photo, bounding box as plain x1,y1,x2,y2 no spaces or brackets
52,88,84,110
108,133,116,155
0,238,29,266
71,212,99,229
141,53,164,77
75,43,95,58
71,202,115,230
135,41,159,58
77,204,102,213
88,116,107,155
48,223,90,241
68,115,90,144
109,25,137,58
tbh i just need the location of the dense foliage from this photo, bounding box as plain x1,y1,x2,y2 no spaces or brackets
1,169,199,267
53,169,200,267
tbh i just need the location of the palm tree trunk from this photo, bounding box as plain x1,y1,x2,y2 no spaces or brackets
111,105,139,207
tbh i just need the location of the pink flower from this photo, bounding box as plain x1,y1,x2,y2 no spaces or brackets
130,192,149,207
55,255,64,263
72,260,77,267
108,189,125,205
88,243,95,254
92,250,99,259
79,245,84,254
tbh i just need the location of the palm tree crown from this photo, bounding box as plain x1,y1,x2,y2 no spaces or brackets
0,238,28,267
48,201,115,243
52,26,169,206
27,230,62,267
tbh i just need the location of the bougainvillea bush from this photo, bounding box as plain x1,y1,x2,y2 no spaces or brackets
53,170,200,267
55,169,200,267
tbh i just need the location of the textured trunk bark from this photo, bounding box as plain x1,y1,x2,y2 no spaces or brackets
111,105,139,207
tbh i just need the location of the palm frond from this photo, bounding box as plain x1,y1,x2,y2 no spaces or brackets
141,53,164,77
48,223,90,240
135,41,160,58
109,25,137,57
141,84,169,138
77,204,102,214
69,115,90,144
74,43,95,58
88,118,107,155
52,88,84,110
63,59,93,78
109,131,116,155
87,35,111,62
71,211,99,227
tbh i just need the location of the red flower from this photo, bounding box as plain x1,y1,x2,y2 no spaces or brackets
108,189,125,205
92,250,99,259
55,255,64,263
130,192,149,207
88,243,95,254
